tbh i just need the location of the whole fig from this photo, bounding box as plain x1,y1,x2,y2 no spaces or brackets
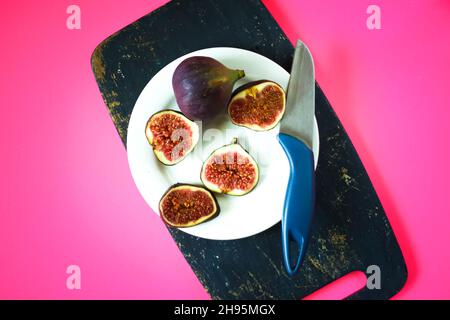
172,56,245,121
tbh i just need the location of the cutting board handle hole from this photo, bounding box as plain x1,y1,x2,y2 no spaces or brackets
302,271,366,300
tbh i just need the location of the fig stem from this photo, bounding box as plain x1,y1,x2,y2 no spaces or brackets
231,137,238,145
236,69,245,80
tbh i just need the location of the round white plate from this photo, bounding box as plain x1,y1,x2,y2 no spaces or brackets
127,47,319,240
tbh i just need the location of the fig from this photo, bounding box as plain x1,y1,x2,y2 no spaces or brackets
228,80,286,131
159,184,219,227
201,138,259,196
172,56,245,121
145,110,199,165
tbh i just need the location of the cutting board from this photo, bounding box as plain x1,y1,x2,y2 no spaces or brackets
91,0,407,299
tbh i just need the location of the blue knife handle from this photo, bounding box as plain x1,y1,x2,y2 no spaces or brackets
277,133,315,276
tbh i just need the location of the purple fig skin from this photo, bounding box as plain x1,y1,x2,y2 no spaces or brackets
172,56,245,121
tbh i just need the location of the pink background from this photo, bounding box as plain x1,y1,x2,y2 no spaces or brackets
0,0,449,299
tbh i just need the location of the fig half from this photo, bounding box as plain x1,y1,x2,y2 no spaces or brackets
159,184,219,228
228,80,286,131
201,138,259,196
145,110,199,165
172,56,245,121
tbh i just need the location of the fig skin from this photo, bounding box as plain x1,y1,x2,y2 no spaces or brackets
145,110,199,166
230,80,272,97
228,80,286,131
172,56,245,121
200,138,259,196
159,183,220,228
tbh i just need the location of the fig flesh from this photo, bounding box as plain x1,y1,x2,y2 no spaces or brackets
228,80,286,131
172,56,245,121
201,138,259,196
145,110,199,165
159,184,219,227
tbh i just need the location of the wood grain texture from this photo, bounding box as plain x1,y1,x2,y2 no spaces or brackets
91,0,407,299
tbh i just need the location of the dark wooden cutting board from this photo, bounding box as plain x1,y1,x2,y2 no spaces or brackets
91,0,407,299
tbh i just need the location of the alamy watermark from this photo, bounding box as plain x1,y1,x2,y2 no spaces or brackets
66,5,81,30
160,122,276,174
66,265,81,290
367,5,381,30
366,265,381,290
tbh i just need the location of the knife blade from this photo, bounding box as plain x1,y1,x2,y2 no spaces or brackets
281,40,315,148
277,39,316,276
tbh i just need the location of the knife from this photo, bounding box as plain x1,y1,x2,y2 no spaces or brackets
277,39,316,276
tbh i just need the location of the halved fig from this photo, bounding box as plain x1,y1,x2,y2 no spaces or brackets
228,80,286,131
159,184,219,228
200,138,259,196
145,110,199,165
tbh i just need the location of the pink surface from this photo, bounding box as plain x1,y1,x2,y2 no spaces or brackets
0,0,449,299
303,271,367,300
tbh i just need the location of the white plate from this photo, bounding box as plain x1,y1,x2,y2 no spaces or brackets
127,47,319,240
